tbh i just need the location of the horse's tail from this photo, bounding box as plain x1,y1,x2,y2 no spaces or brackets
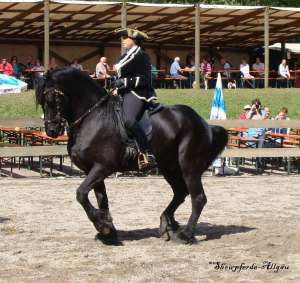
208,125,228,165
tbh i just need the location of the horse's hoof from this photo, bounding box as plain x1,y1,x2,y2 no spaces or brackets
95,228,122,246
159,214,167,236
171,220,180,232
172,229,197,245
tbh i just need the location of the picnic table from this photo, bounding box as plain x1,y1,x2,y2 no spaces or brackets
0,127,68,145
228,135,259,148
266,132,300,147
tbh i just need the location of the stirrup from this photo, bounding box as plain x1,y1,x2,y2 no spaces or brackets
138,152,150,171
138,152,157,171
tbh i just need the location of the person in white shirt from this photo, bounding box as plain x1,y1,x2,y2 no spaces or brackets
240,59,254,79
278,59,291,88
240,58,255,88
96,57,111,79
252,57,264,77
278,59,290,79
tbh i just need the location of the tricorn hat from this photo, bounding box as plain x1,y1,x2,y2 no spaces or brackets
114,28,149,40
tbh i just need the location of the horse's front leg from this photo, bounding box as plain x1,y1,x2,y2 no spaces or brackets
76,164,113,235
93,181,117,237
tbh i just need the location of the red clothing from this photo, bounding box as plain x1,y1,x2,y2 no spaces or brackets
239,113,247,120
200,62,212,75
0,63,13,76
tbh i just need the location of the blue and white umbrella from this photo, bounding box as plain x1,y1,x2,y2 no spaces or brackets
0,74,27,95
210,73,227,169
210,72,226,120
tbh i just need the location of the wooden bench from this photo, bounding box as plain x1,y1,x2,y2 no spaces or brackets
0,145,69,177
220,147,300,174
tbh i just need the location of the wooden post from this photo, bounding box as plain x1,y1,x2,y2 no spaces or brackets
281,42,286,59
194,4,200,89
264,6,269,88
121,1,127,55
44,0,50,71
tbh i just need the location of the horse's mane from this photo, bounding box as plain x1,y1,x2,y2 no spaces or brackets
35,67,107,106
35,67,121,129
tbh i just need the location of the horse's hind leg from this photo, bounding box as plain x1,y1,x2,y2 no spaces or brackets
159,168,188,240
93,182,117,237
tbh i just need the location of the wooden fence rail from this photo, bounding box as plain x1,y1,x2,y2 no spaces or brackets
1,119,300,129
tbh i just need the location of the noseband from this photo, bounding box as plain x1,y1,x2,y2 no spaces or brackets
43,88,66,127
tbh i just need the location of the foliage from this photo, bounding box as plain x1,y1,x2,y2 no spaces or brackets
1,89,300,119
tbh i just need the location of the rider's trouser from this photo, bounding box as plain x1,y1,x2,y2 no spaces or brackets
122,92,149,152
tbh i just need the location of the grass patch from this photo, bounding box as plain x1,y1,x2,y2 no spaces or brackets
0,88,300,119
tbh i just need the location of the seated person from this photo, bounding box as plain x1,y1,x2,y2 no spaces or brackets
32,60,45,76
239,105,251,120
70,59,83,71
240,58,254,79
169,57,187,88
10,56,22,79
96,57,111,79
252,57,264,78
49,57,58,70
239,105,251,133
273,107,290,135
200,57,212,90
278,59,291,87
245,99,265,146
0,58,13,76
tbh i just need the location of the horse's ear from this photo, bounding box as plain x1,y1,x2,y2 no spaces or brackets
35,75,45,106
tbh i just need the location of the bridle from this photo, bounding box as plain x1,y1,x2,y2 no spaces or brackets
43,87,110,131
43,88,67,128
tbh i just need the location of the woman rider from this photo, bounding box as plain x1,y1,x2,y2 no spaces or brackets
113,28,156,169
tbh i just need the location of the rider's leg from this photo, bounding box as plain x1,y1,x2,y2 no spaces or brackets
123,92,148,150
123,92,156,167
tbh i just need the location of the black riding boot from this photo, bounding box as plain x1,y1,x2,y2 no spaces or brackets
129,122,157,170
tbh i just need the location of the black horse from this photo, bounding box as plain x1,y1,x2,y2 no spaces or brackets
35,67,228,244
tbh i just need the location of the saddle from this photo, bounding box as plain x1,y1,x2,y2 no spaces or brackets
114,95,164,169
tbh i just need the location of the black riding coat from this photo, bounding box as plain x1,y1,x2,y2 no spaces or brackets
115,46,153,100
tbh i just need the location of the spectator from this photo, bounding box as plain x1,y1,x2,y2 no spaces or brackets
96,57,111,79
49,57,58,70
239,104,251,132
71,59,83,71
32,60,45,76
10,56,22,79
239,105,251,120
170,57,187,88
220,57,231,78
245,99,265,144
278,59,290,87
252,57,264,88
200,57,212,90
272,107,290,138
26,55,34,69
245,98,266,171
252,57,265,77
263,106,272,120
170,57,186,77
0,58,13,76
240,58,255,88
151,64,158,87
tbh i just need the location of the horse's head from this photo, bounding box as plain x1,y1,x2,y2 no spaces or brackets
35,69,68,138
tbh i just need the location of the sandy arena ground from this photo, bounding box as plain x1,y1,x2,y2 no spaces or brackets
0,176,299,283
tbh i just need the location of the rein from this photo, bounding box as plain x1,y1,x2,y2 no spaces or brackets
69,94,109,130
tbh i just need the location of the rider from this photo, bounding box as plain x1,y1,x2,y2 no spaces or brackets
113,28,157,169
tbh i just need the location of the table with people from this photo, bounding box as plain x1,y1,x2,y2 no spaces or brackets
226,99,300,172
1,51,299,91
